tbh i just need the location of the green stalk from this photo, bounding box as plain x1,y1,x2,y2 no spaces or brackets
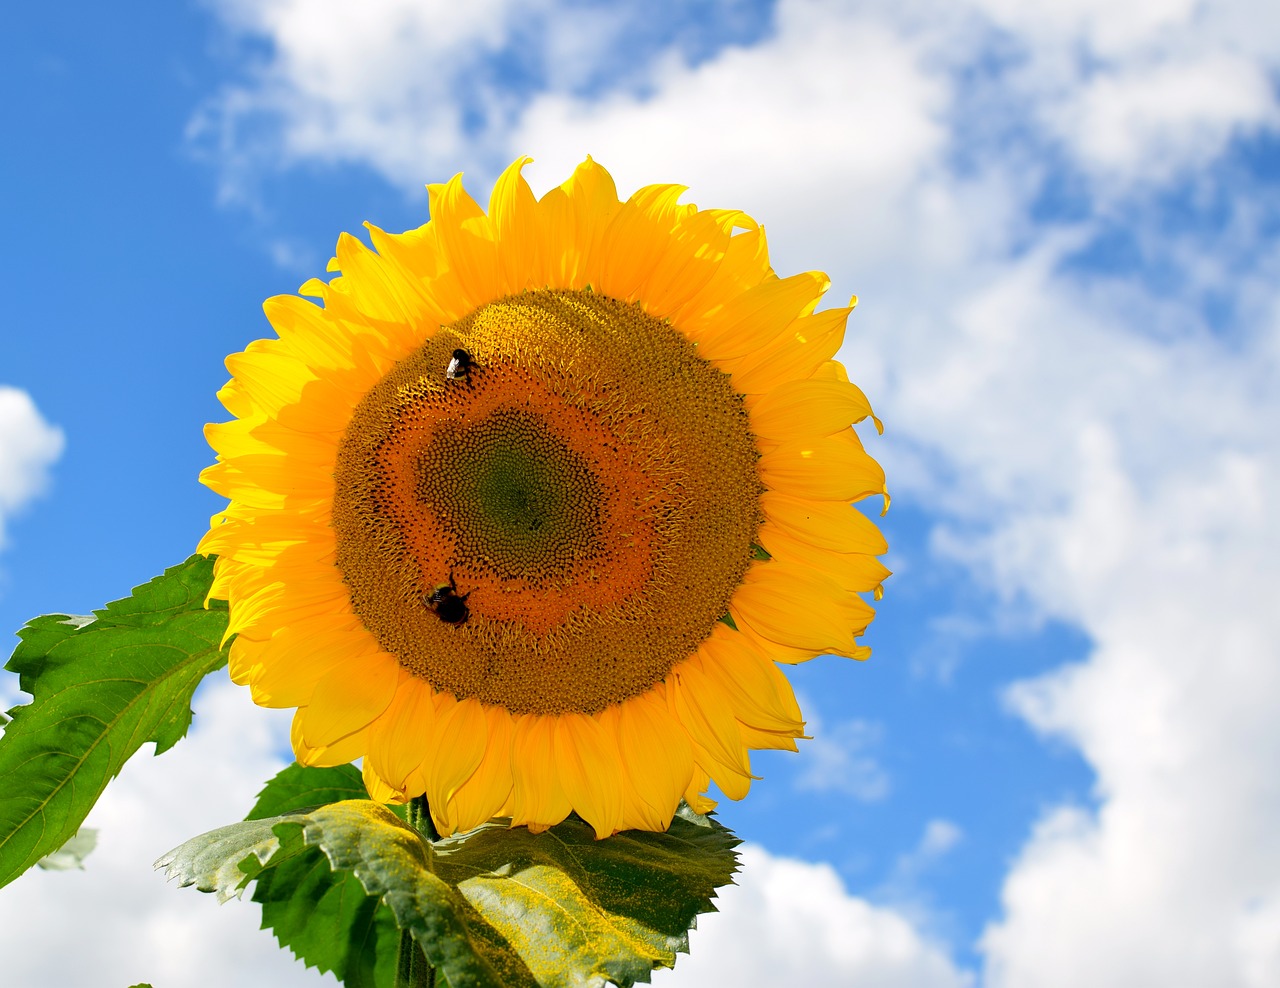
396,795,438,987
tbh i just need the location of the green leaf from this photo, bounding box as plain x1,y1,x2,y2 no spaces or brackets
249,764,402,988
245,761,374,820
159,770,739,988
0,555,229,890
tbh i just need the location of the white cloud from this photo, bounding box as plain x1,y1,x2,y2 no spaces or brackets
198,0,1280,208
964,0,1280,190
852,208,1280,985
965,333,1280,985
0,679,327,988
0,386,64,550
916,819,964,861
872,819,966,941
191,0,532,200
194,0,774,201
515,1,948,232
654,844,972,988
1052,53,1278,182
794,714,891,802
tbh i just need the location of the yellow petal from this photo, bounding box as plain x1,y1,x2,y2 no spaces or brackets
534,185,577,287
697,752,753,801
760,491,888,554
334,231,432,326
759,526,892,594
422,696,488,836
737,725,801,752
758,433,886,501
367,674,437,794
555,156,621,288
634,208,730,316
668,659,753,780
488,156,540,294
698,625,806,735
595,184,689,303
611,688,693,831
751,377,882,441
447,704,515,833
510,715,572,832
684,764,717,815
740,619,862,664
730,562,875,658
364,222,461,326
723,305,848,394
246,621,376,708
262,294,360,370
427,174,500,309
362,760,404,803
299,653,399,748
223,345,313,416
691,271,828,362
291,709,370,767
555,713,625,838
672,224,772,325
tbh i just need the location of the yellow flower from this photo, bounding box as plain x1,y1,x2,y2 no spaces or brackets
200,157,889,839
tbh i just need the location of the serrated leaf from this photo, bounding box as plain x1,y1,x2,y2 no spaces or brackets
434,815,738,988
35,826,98,870
0,555,229,889
245,761,373,821
248,764,401,988
159,801,507,987
159,774,739,988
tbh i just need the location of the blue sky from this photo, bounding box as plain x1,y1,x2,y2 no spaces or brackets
2,2,1278,986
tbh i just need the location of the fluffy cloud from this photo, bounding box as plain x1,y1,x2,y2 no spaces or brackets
192,0,771,199
193,0,525,196
656,844,971,988
886,237,1280,987
0,386,64,550
793,714,891,802
966,0,1280,187
1049,53,1278,182
0,680,323,988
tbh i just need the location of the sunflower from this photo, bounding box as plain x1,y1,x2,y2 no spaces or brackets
199,157,889,839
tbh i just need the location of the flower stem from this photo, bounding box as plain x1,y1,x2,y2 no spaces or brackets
395,936,434,988
407,793,441,842
396,795,438,988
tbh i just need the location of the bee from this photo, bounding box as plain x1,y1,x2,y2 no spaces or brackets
426,573,471,626
445,348,476,383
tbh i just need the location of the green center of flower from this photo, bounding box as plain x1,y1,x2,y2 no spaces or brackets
418,409,604,580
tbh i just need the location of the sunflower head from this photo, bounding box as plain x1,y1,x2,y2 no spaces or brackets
200,156,890,838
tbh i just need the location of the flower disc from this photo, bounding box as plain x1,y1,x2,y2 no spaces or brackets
332,289,762,715
200,156,890,839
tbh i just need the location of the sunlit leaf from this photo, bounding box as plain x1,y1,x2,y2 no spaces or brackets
159,769,739,988
248,764,400,988
0,556,228,889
